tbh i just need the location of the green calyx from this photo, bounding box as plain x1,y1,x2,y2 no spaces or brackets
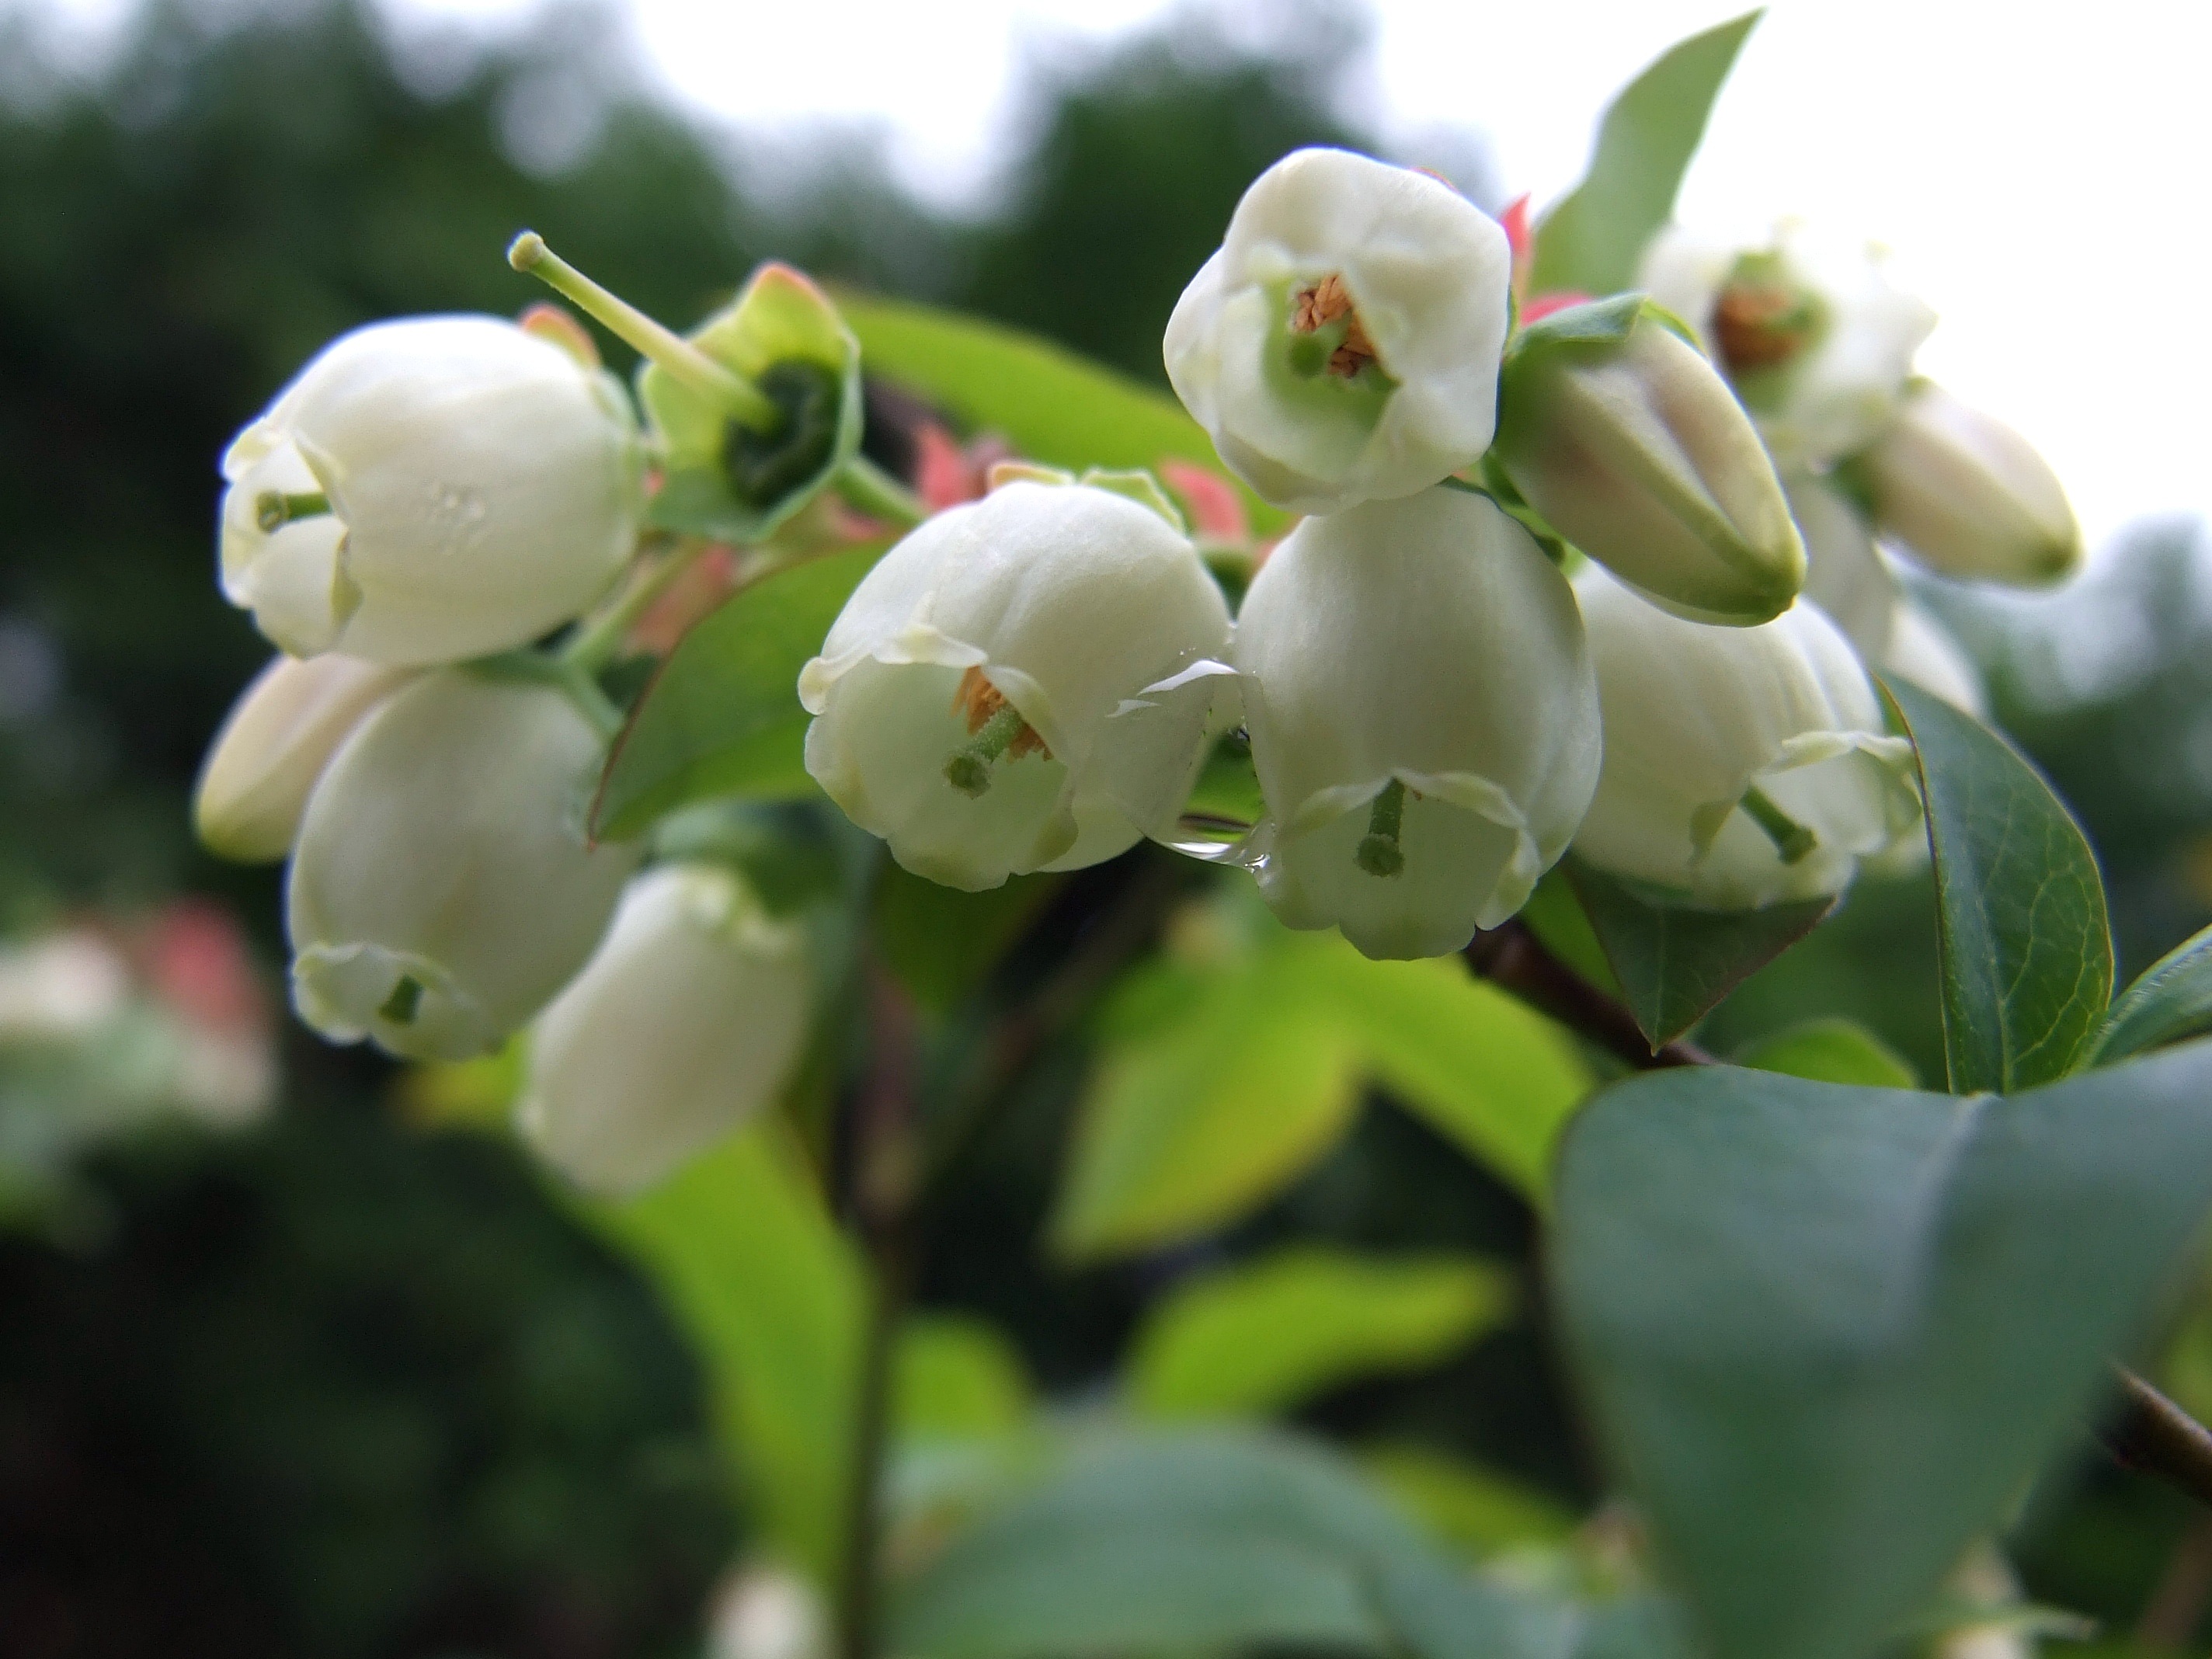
1356,780,1407,878
721,359,843,512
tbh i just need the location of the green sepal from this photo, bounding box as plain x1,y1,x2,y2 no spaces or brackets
639,262,863,544
1078,467,1187,533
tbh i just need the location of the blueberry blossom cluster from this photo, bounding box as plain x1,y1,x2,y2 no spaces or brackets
1642,220,2082,715
193,264,850,1192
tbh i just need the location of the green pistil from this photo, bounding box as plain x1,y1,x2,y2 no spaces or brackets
379,975,424,1025
1356,780,1407,878
1287,313,1353,379
1741,786,1819,865
254,489,331,534
944,704,1030,798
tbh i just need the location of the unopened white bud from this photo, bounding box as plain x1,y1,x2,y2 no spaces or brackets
1641,221,1936,471
1856,382,2082,585
1236,487,1600,960
287,669,638,1060
194,653,412,862
520,863,810,1195
1786,473,1898,657
1494,298,1804,624
1164,148,1512,514
220,316,642,665
800,480,1232,891
1571,568,1922,909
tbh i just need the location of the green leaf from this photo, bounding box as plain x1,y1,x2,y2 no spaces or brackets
890,1428,1428,1659
1521,868,1621,1000
1053,900,1591,1259
583,1122,861,1581
1881,677,2113,1093
1529,11,1762,296
1127,1247,1512,1421
898,1315,1033,1440
838,292,1288,534
1285,948,1591,1202
593,544,882,841
1362,1443,1578,1559
2091,923,2212,1066
874,864,1061,1017
1051,946,1365,1261
1551,1043,2212,1659
1734,1017,1917,1087
1567,858,1835,1049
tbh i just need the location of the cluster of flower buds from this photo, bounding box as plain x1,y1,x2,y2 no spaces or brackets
1641,219,2082,711
194,252,869,1189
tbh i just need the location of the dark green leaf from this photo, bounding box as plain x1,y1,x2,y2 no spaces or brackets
1126,1247,1512,1420
1734,1017,1917,1087
1881,677,2113,1092
2091,923,2212,1066
1521,869,1621,1000
1529,12,1762,296
1566,858,1834,1049
890,1428,1424,1659
1552,1043,2212,1659
839,292,1289,534
593,544,882,840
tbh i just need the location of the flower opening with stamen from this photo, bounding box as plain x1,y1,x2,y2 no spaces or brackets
219,315,642,665
287,667,639,1060
1570,566,1923,909
1640,221,1936,472
1235,487,1601,961
799,478,1233,891
1164,148,1512,516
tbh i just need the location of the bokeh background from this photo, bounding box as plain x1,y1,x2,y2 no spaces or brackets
5,2,2211,1654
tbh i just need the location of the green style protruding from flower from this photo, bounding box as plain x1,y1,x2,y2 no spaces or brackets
1493,295,1806,627
509,231,869,544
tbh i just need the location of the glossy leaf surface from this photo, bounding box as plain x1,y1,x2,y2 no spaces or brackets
1883,678,2113,1092
1553,1045,2212,1659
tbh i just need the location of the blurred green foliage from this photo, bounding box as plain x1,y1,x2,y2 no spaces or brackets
9,0,2212,1654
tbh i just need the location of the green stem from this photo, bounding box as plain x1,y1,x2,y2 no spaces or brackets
562,536,708,673
836,454,927,530
507,231,781,433
837,967,920,1659
1740,785,1819,865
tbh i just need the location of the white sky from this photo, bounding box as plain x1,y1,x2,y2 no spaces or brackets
23,0,2212,554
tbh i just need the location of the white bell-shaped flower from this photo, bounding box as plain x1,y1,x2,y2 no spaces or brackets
194,653,413,862
1571,567,1922,909
1786,472,1899,657
1236,487,1601,960
288,668,638,1060
1640,221,1936,472
221,316,642,666
800,479,1233,891
520,863,811,1196
1163,148,1512,515
1856,382,2082,585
